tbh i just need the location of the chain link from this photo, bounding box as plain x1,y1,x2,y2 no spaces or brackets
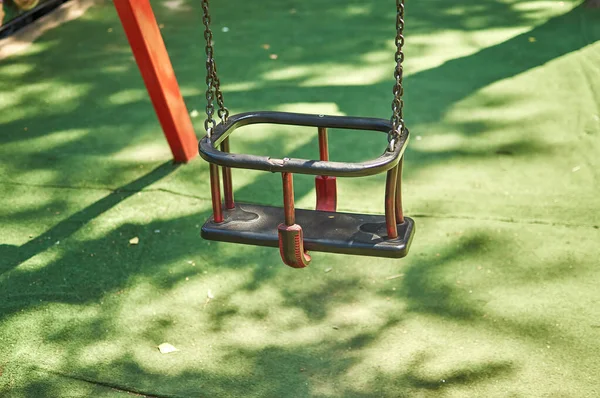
389,0,406,150
201,0,229,138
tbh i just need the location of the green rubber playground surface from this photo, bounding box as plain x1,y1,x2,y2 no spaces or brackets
1,0,600,396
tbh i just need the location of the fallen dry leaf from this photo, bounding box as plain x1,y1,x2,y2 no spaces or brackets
204,289,215,309
386,273,404,280
129,237,139,245
158,343,178,354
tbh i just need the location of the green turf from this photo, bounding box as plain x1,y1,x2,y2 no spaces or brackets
1,0,600,396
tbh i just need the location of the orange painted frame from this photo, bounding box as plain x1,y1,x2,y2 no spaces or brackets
113,0,198,163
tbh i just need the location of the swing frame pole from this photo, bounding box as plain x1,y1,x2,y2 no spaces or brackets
113,0,198,163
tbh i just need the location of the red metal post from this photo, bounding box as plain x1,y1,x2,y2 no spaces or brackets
318,127,329,161
209,163,223,223
220,138,235,209
385,166,399,239
113,0,198,163
282,172,296,226
315,127,337,212
395,158,405,224
278,172,311,268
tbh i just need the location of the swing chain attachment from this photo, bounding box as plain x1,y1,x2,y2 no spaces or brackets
201,0,229,138
389,0,406,151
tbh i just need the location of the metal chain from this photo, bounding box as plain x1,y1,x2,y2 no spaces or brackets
201,0,229,138
389,0,406,150
201,0,404,145
213,63,229,121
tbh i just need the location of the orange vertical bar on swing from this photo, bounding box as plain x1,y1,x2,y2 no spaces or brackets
113,0,198,163
315,127,337,212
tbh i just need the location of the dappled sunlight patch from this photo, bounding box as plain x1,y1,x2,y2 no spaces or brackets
405,31,503,74
511,0,575,14
335,317,517,392
179,87,203,98
446,90,559,138
16,81,86,103
2,304,101,366
263,65,312,81
114,267,259,327
77,339,130,369
102,64,131,74
344,4,371,16
0,94,20,110
300,63,390,87
12,169,58,187
107,89,150,105
406,128,553,163
3,40,55,60
274,102,345,116
1,218,598,396
0,81,90,124
397,229,509,320
262,50,393,86
0,185,73,226
221,318,285,347
406,27,532,75
220,81,262,93
358,49,394,65
2,129,90,153
408,132,467,153
221,315,323,348
405,0,578,76
161,0,193,12
226,283,285,313
325,301,408,344
111,141,172,161
0,62,36,77
9,246,64,274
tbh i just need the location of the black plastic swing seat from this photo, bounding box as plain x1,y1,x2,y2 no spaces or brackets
201,203,415,259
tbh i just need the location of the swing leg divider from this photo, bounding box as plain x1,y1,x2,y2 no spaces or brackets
201,203,415,259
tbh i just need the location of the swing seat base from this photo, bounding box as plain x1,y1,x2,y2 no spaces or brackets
201,203,415,259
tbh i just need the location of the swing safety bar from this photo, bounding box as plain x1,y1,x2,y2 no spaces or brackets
199,111,409,177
